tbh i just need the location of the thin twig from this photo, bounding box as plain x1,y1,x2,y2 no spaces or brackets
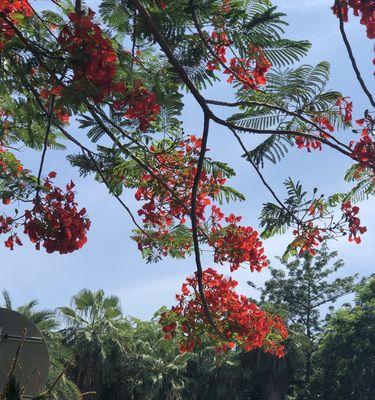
231,127,301,226
35,95,55,202
40,361,73,396
131,9,137,68
206,99,352,151
22,79,150,238
82,148,151,238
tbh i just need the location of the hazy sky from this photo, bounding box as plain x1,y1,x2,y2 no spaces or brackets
1,0,374,318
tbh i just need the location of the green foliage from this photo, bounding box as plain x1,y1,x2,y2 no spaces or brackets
58,289,129,399
309,276,375,400
260,178,308,241
1,267,367,400
259,244,357,396
231,62,344,168
261,244,356,337
342,163,375,202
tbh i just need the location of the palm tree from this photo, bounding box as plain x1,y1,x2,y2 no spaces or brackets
185,346,245,400
59,289,129,399
120,318,191,400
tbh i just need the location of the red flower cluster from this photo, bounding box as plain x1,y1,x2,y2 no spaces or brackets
132,137,268,272
57,11,160,128
332,0,375,38
58,10,122,103
113,80,161,131
221,0,232,14
315,116,335,133
350,134,375,170
295,135,323,152
0,0,33,49
23,173,91,254
336,97,353,124
207,31,272,90
134,136,225,229
295,113,339,152
292,222,324,256
210,212,268,272
157,1,167,10
341,201,367,243
206,31,231,71
40,84,70,124
0,215,22,250
160,268,288,356
224,48,272,90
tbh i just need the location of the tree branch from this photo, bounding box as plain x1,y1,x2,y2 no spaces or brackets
128,0,212,116
21,78,150,238
35,95,55,202
190,114,222,336
335,0,375,108
206,98,352,151
231,127,302,226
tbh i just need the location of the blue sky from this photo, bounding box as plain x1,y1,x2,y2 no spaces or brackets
1,0,374,318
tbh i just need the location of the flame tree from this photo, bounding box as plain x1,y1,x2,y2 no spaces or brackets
0,0,374,354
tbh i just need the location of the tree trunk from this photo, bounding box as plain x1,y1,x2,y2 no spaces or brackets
262,369,287,400
305,349,312,385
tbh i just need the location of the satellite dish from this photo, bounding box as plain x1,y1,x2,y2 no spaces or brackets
0,308,49,399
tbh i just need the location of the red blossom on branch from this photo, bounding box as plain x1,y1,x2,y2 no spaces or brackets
292,222,324,256
133,136,224,228
23,173,91,254
341,201,367,243
160,268,288,356
113,80,161,131
336,97,353,124
206,30,272,90
1,151,90,253
0,0,33,49
132,137,268,272
350,134,375,170
210,213,268,272
332,0,375,39
57,10,121,103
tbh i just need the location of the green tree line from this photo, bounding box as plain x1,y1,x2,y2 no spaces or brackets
1,246,374,400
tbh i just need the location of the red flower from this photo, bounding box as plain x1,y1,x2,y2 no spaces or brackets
336,97,353,124
332,1,375,39
58,10,121,103
341,201,367,243
160,268,288,356
350,134,375,170
210,217,268,272
206,32,272,90
295,135,322,152
23,174,91,254
292,223,324,256
0,0,33,49
113,80,160,131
